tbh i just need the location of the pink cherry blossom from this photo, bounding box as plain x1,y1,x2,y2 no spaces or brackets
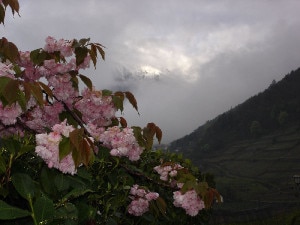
0,102,22,126
19,51,42,81
128,198,149,217
154,163,183,182
0,124,24,138
99,126,144,161
25,102,64,133
127,184,159,216
173,189,205,216
35,120,77,175
75,88,116,127
0,61,15,79
47,74,78,107
44,36,73,57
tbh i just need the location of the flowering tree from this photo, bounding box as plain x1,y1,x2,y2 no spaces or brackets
0,1,221,225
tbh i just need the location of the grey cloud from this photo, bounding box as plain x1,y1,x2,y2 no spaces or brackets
2,0,300,143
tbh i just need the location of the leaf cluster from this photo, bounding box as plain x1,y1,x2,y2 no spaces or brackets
0,0,19,25
0,1,220,224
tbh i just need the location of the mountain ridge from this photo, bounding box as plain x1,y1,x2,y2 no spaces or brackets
168,67,300,223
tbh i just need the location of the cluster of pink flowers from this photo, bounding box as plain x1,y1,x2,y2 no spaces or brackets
0,61,15,79
18,36,90,82
25,102,64,133
35,120,77,175
0,62,23,128
99,126,144,161
154,163,184,182
127,184,159,216
173,189,205,216
48,73,78,107
154,163,206,216
75,88,116,127
0,102,22,126
44,36,73,57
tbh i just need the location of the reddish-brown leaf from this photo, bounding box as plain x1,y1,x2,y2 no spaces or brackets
23,82,31,102
81,138,92,166
155,125,162,144
69,128,83,150
147,123,157,136
0,38,20,62
79,74,93,90
125,91,138,112
6,41,20,62
69,128,84,167
89,44,98,68
8,0,20,15
114,91,124,99
95,44,105,60
155,197,167,215
119,117,127,128
203,188,220,208
29,82,44,106
38,81,53,99
0,5,5,24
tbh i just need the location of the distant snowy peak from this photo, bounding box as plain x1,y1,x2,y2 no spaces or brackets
114,65,171,81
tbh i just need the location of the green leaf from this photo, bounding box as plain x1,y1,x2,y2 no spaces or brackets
30,49,49,66
0,76,11,94
17,89,27,111
70,72,79,90
102,89,112,96
106,218,118,225
40,167,57,195
54,173,70,192
59,136,72,161
112,95,124,112
195,182,209,196
0,137,21,154
76,203,96,224
0,155,6,174
74,47,88,66
61,187,93,202
33,196,55,224
132,126,146,147
3,79,19,105
79,38,90,46
11,173,36,200
51,203,78,225
18,144,35,156
0,200,31,220
59,111,79,127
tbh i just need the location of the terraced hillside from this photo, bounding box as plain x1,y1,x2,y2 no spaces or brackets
201,125,300,203
169,68,300,223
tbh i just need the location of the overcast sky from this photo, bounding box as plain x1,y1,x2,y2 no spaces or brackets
1,0,300,143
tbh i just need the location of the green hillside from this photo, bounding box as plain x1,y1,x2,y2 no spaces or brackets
169,68,300,224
